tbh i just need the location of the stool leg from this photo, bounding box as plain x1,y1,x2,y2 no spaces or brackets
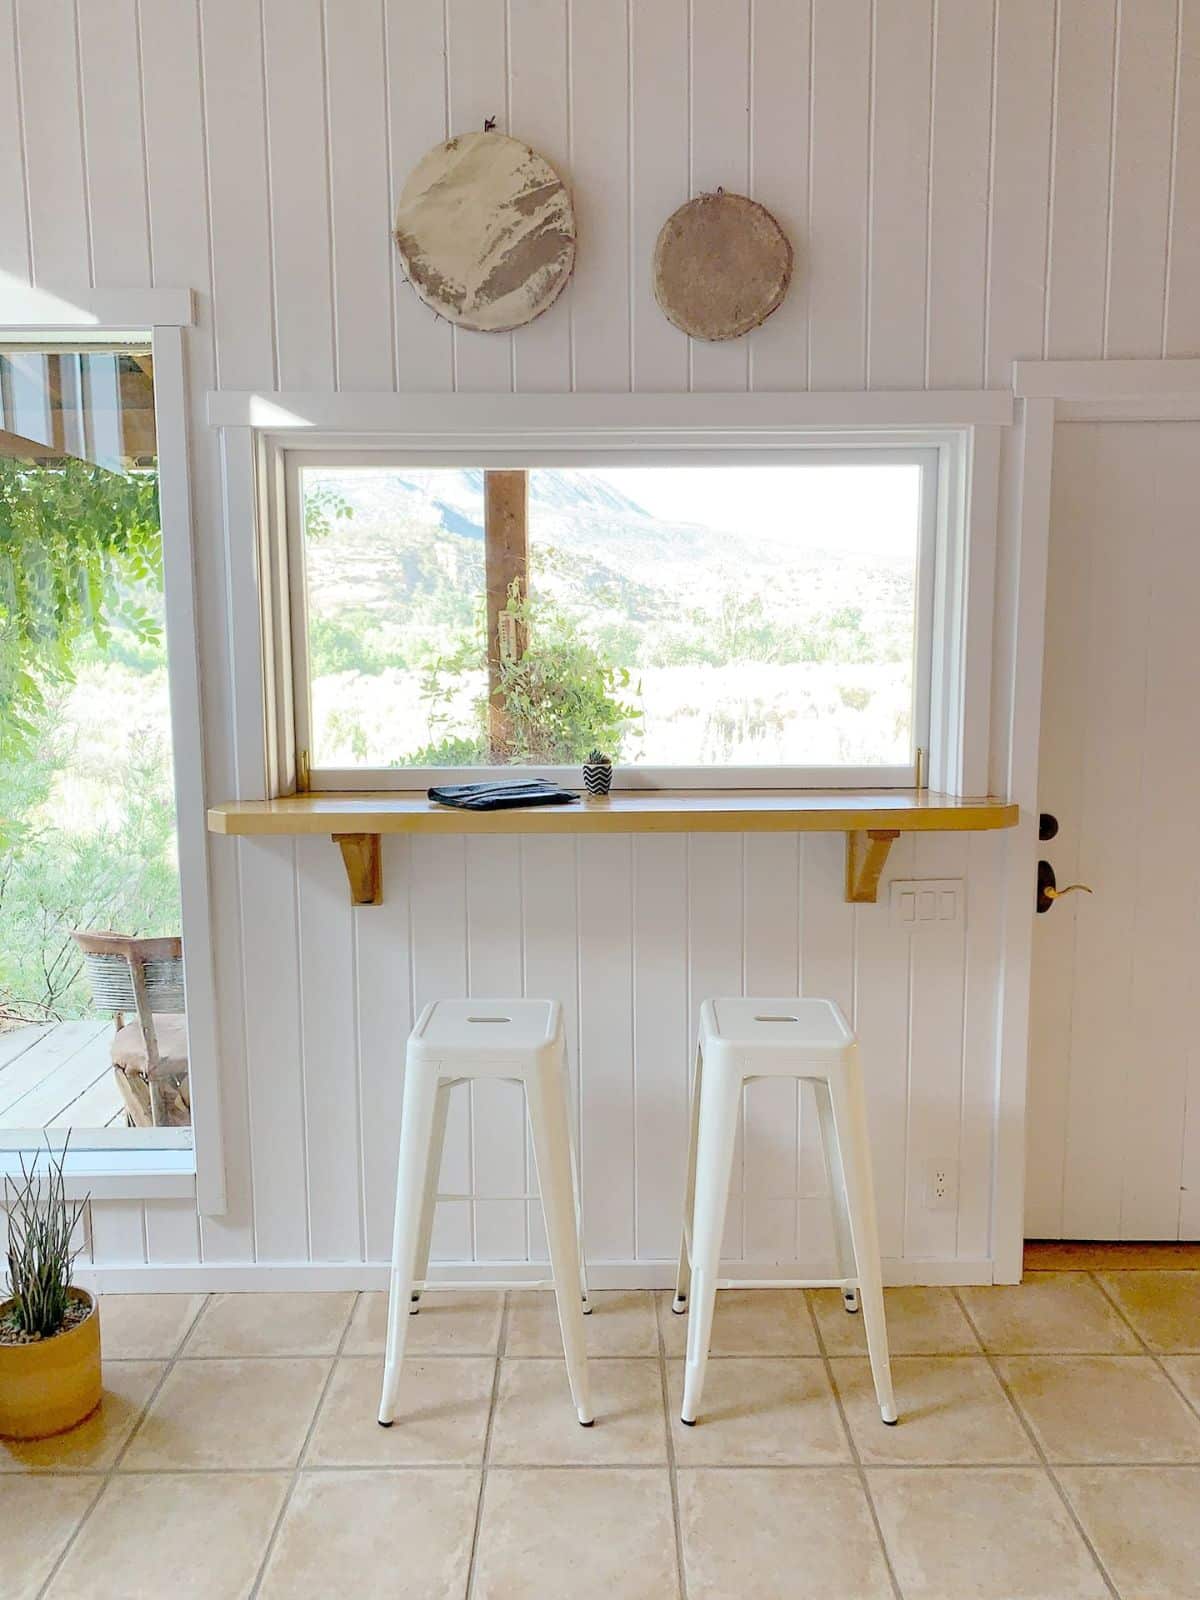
828,1049,897,1425
814,1081,860,1314
681,1057,742,1425
377,1061,442,1427
410,1081,451,1313
673,1043,704,1315
526,1057,593,1426
566,1083,591,1314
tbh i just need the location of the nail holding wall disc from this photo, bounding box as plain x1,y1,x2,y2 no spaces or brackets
394,131,576,333
653,192,793,341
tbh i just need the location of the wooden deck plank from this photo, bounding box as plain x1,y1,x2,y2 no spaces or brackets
0,1022,54,1072
0,1021,112,1123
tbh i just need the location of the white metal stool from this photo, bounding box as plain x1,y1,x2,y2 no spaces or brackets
377,999,593,1428
673,998,897,1427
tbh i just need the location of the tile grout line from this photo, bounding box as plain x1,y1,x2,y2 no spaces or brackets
463,1289,510,1600
804,1291,904,1600
35,1291,214,1600
950,1288,1122,1600
245,1290,360,1599
655,1293,691,1600
1088,1269,1200,1424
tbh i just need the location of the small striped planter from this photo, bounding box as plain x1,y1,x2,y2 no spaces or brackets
582,756,613,797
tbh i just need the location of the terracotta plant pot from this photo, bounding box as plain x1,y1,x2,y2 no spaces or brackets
0,1288,101,1440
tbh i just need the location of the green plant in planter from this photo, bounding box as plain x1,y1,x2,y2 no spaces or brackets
3,1139,88,1340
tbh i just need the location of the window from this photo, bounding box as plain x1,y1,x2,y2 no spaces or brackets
286,451,937,789
0,339,192,1153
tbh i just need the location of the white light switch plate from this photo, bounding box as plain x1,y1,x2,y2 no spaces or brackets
889,878,965,929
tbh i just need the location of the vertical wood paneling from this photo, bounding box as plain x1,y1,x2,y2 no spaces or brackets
15,0,90,286
742,833,800,1260
629,0,689,391
904,832,967,1259
985,0,1054,383
262,0,335,391
384,0,453,391
1105,0,1178,356
852,833,913,1263
0,0,31,283
410,837,471,1258
567,0,630,390
925,0,994,387
144,1198,202,1265
687,835,746,1257
632,835,689,1262
200,0,275,388
88,1201,145,1265
958,829,1006,1259
326,0,394,390
799,834,854,1263
446,0,512,392
76,0,151,287
746,0,811,390
808,0,870,390
868,0,933,390
1165,0,1200,355
521,837,580,1262
465,836,527,1260
296,835,361,1260
1044,0,1116,359
578,837,635,1259
241,838,308,1261
509,0,571,393
355,836,413,1260
689,0,750,393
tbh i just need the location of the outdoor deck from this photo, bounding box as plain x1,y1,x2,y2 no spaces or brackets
0,1020,126,1132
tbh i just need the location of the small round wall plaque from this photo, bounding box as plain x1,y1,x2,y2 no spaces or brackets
394,131,576,333
653,191,792,341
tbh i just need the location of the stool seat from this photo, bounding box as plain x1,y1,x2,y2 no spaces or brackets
377,998,592,1430
676,995,897,1428
408,998,562,1068
702,997,855,1062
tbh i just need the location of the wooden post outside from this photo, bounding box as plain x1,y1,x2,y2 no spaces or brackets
484,470,529,759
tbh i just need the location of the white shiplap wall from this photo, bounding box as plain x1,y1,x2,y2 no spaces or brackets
2,0,1197,1278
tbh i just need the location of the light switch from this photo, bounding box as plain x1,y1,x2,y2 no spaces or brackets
889,878,965,929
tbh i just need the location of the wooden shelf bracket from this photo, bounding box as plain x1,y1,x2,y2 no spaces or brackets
333,832,383,906
845,830,900,904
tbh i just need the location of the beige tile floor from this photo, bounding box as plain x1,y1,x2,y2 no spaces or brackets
8,1271,1200,1599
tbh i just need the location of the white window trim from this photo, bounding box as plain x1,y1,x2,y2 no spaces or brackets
0,291,225,1211
284,442,939,792
208,391,1006,803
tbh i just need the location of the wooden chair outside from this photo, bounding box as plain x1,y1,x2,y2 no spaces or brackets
71,932,189,1128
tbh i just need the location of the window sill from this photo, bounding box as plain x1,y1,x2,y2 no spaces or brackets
208,789,1019,906
0,1148,197,1202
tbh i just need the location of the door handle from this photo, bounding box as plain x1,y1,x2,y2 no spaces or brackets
1037,859,1093,915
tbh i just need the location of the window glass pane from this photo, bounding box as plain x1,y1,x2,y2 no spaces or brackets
298,460,924,772
302,467,486,768
0,345,189,1149
528,464,923,767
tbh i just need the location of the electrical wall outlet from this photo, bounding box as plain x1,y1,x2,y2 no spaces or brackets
890,878,965,929
924,1158,959,1212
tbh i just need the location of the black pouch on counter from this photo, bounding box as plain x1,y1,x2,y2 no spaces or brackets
427,780,580,811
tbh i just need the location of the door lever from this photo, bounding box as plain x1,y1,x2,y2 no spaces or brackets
1037,859,1094,914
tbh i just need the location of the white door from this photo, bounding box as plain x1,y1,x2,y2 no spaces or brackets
1026,421,1200,1241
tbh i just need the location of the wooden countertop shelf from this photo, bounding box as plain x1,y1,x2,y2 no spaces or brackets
207,790,1019,907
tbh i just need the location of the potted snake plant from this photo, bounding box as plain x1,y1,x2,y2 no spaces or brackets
0,1140,100,1439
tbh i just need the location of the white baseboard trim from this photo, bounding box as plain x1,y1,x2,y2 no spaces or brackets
77,1256,997,1294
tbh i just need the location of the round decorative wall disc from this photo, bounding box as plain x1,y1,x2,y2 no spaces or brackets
394,131,576,333
653,191,792,341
